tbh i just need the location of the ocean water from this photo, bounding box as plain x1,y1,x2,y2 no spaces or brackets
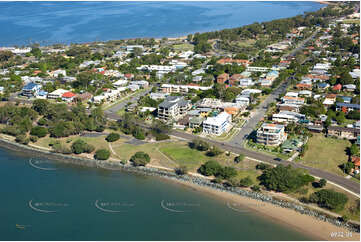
0,147,314,240
0,1,323,46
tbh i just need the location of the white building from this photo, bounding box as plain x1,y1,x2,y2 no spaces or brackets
47,89,68,99
235,95,250,106
257,123,287,146
203,112,232,136
272,111,305,124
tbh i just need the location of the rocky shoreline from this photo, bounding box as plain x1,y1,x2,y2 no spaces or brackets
0,138,359,233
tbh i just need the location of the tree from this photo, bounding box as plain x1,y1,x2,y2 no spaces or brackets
32,99,50,115
30,126,48,138
239,176,253,187
130,151,150,166
349,143,359,156
105,132,120,142
258,164,315,192
219,166,237,179
319,178,327,188
71,139,95,154
309,189,348,211
0,50,13,62
94,149,110,160
199,160,222,176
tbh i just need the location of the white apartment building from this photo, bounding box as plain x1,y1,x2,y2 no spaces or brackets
157,96,190,122
161,84,212,93
257,123,287,146
203,112,232,136
272,111,306,124
47,89,68,99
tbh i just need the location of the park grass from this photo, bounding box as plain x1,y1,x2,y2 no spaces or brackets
299,133,351,177
237,39,256,47
342,19,360,24
172,43,194,51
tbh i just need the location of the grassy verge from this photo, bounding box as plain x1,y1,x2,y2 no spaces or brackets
299,133,351,177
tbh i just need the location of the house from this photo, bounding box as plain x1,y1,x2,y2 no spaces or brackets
113,80,128,87
344,84,356,92
235,95,250,106
62,91,76,102
241,89,262,97
281,96,305,105
323,94,337,106
296,83,312,90
239,78,254,87
129,80,149,88
317,82,330,90
327,126,360,140
217,73,229,84
299,90,312,97
217,58,250,66
0,86,4,94
229,74,242,86
75,92,93,102
257,123,287,146
22,82,42,97
278,103,300,112
161,84,212,93
150,92,169,100
332,84,342,92
157,96,191,122
337,96,352,104
281,137,304,153
336,103,360,113
351,156,360,174
189,116,204,129
47,89,68,99
202,112,232,136
272,111,306,124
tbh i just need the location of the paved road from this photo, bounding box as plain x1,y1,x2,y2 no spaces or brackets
228,80,289,146
228,30,319,147
171,130,360,195
104,87,152,120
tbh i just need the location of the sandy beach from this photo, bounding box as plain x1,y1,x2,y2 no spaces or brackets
173,179,360,241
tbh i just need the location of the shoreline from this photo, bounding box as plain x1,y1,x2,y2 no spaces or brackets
0,137,359,241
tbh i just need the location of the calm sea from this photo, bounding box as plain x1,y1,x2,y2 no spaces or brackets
0,1,323,46
0,147,315,240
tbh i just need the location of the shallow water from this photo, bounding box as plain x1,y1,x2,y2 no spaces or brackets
0,1,323,46
0,147,315,240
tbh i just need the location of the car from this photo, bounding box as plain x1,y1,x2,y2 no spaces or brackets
274,158,282,162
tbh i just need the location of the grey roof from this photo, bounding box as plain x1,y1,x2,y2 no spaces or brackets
158,96,188,108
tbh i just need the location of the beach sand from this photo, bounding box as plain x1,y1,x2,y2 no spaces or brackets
173,179,360,241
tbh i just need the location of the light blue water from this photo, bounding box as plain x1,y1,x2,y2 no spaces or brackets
0,1,323,46
0,147,315,240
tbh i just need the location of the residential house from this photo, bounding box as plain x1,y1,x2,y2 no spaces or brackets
257,123,287,146
327,126,360,140
344,84,356,92
150,92,169,100
281,96,305,106
229,74,242,86
336,103,360,113
235,95,250,107
272,111,306,124
239,78,254,87
323,94,337,106
0,86,4,94
62,91,76,102
332,84,342,92
202,112,232,136
217,73,229,84
296,83,312,90
22,82,42,97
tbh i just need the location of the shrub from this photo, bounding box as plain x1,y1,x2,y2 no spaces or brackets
105,132,120,142
15,134,29,145
30,126,48,138
309,189,348,211
132,128,145,140
251,185,261,192
219,166,237,179
30,136,38,143
94,149,111,160
239,176,253,187
37,118,47,126
130,152,150,166
256,163,271,170
206,146,223,157
234,154,245,163
175,165,188,175
319,178,327,188
190,139,209,151
154,133,170,141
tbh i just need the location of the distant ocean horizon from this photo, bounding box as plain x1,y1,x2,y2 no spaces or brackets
0,1,324,46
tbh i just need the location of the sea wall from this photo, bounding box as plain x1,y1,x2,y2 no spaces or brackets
0,138,359,233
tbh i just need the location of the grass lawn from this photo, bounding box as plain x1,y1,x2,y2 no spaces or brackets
237,39,256,47
172,43,194,51
299,133,351,177
342,19,360,24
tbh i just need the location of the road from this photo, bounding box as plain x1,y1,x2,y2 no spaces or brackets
104,87,152,120
229,30,319,147
171,130,360,195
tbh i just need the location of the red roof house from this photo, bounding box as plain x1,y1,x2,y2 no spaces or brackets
333,84,342,91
